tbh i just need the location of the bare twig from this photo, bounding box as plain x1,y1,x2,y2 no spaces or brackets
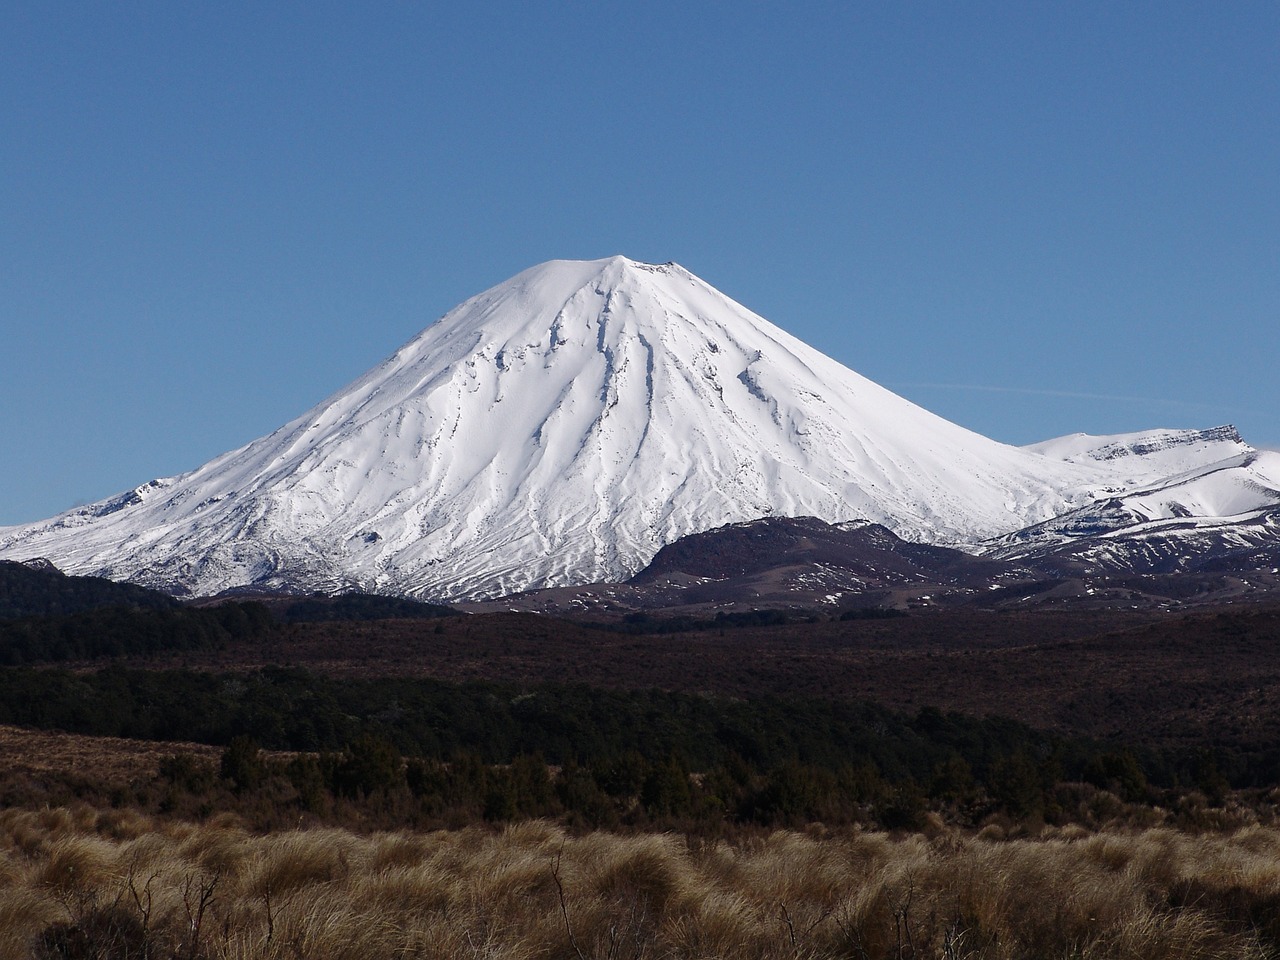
551,846,588,960
804,904,837,939
835,908,873,960
125,860,159,937
893,877,916,960
181,870,220,960
779,901,798,950
942,919,970,960
263,882,275,945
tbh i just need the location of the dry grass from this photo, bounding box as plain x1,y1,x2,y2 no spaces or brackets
3,807,1280,959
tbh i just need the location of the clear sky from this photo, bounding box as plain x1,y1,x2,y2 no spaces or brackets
2,2,1277,524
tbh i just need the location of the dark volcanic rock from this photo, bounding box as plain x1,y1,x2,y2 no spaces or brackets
632,516,1010,585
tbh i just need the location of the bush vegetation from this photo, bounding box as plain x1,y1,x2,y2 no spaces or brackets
278,594,457,624
0,667,1256,837
587,609,810,634
0,603,273,664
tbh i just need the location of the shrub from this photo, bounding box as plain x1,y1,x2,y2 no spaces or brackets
218,735,265,794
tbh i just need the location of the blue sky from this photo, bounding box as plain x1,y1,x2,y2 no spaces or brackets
2,2,1277,524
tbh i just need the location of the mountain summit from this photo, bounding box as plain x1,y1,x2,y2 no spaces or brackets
0,257,1253,599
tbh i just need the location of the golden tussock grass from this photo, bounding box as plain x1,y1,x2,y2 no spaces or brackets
3,806,1280,959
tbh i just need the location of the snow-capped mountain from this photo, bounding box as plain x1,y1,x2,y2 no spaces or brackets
0,257,1263,600
987,446,1280,574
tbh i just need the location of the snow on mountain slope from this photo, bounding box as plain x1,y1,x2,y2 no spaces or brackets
1024,426,1250,485
0,257,1236,600
987,449,1280,572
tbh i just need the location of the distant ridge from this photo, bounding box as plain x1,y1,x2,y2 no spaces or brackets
0,559,178,618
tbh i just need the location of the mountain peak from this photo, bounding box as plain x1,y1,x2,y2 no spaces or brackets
407,256,686,349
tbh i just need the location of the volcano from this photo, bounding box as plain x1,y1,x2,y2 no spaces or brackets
0,257,1255,599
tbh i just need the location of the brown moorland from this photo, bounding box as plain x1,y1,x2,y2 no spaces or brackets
0,725,220,793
